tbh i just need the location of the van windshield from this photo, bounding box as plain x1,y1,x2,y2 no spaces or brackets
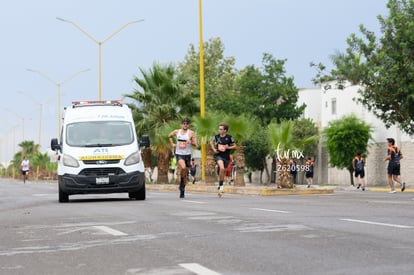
66,121,134,147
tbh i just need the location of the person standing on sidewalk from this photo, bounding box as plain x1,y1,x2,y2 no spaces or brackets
168,118,197,198
352,151,366,191
289,158,298,186
384,138,405,193
305,158,314,188
211,122,237,198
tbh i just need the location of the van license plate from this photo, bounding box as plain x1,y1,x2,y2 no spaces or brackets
96,177,110,184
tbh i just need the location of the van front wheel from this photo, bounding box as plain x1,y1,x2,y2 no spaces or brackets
129,185,145,200
59,186,69,203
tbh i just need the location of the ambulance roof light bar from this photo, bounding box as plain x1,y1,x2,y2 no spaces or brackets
71,100,123,108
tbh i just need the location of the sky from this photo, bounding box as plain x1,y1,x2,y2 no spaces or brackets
0,0,389,162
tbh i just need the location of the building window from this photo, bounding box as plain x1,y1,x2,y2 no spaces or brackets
331,98,337,115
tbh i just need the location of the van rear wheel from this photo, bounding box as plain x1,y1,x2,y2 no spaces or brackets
129,185,145,200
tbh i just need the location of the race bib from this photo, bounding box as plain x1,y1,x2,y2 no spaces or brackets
178,141,187,149
218,144,226,152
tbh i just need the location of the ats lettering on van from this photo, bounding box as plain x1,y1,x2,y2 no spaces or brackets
79,148,124,160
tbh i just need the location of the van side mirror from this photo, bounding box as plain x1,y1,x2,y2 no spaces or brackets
139,135,150,148
51,138,61,151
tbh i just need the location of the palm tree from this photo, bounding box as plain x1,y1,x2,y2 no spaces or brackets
124,63,197,184
192,114,222,185
30,152,50,180
268,120,319,188
19,140,38,156
268,121,295,188
125,62,198,135
152,123,179,184
192,113,254,186
225,115,254,186
11,140,39,177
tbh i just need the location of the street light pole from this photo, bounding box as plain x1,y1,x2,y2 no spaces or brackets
56,17,144,100
4,120,19,160
4,108,25,141
0,132,5,169
27,68,90,139
199,0,206,182
17,91,55,149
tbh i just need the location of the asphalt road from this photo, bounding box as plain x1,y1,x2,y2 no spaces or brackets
1,179,413,275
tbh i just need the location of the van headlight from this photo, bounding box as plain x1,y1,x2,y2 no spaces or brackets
62,154,80,168
124,151,141,166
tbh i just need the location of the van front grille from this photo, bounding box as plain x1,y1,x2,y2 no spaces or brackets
82,160,120,165
79,168,125,176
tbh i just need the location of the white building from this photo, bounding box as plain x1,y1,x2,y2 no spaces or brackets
299,82,413,187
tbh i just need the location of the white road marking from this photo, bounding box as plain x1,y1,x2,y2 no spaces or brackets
22,221,136,230
0,232,178,256
235,223,310,233
340,218,413,229
93,226,128,236
370,200,413,205
188,216,234,220
0,265,24,270
179,263,221,275
56,228,86,236
250,207,290,214
182,200,206,204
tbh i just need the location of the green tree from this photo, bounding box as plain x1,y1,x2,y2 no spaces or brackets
313,0,414,134
9,140,56,180
323,114,373,186
30,152,49,169
12,140,38,175
177,37,238,112
243,127,270,184
292,118,320,158
19,140,38,156
235,53,305,126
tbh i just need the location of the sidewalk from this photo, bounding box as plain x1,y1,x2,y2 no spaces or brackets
146,183,335,196
146,183,413,196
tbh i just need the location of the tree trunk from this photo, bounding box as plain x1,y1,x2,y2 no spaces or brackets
142,148,152,168
270,158,276,183
277,158,293,189
234,146,245,186
156,148,170,184
259,170,263,185
264,158,270,184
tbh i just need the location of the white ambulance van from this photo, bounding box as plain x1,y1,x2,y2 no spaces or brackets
51,100,150,203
